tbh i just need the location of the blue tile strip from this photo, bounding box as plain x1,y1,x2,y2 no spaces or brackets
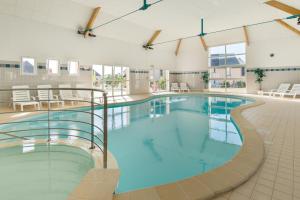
247,67,300,72
130,70,149,74
0,63,91,71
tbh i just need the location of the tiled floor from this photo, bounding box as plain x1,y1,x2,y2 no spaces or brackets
213,97,300,200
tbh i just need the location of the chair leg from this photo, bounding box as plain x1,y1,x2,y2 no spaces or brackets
13,103,16,111
21,105,24,112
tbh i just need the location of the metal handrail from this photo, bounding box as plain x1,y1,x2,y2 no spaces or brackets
0,87,108,168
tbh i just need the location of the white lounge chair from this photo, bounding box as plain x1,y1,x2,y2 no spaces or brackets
274,84,300,98
37,85,64,108
76,84,92,101
59,84,84,105
170,83,180,92
12,85,40,111
262,83,290,96
180,83,190,92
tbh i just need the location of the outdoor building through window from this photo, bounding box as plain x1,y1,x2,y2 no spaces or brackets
93,65,129,96
208,43,247,92
21,57,36,75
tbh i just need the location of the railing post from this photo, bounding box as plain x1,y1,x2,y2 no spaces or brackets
103,92,108,169
90,89,95,149
47,88,50,142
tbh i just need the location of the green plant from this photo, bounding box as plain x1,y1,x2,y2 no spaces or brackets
158,78,166,90
253,68,266,90
201,71,209,89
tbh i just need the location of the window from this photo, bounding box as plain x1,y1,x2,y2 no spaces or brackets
47,59,59,75
92,65,130,96
208,42,247,92
21,57,36,75
68,61,79,75
149,69,169,92
209,43,246,67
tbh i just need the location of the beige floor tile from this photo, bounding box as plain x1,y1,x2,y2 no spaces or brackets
155,183,189,200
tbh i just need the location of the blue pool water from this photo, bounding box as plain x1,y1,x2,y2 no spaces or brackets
0,95,251,194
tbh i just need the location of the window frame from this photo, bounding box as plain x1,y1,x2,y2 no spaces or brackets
20,57,37,76
208,42,246,68
92,65,130,97
68,60,80,76
47,59,60,75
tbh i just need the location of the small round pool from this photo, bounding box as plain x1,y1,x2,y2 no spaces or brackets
0,94,251,194
0,144,94,200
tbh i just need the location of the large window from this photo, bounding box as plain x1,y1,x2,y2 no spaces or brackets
209,43,246,67
21,57,36,75
93,65,129,96
209,43,246,92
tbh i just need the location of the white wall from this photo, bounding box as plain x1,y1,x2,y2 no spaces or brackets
247,37,300,68
0,14,175,69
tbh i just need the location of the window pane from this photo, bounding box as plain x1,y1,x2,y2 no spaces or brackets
209,45,225,57
93,65,103,79
21,57,36,75
104,66,113,96
210,68,226,79
93,65,103,88
210,80,226,88
226,55,246,65
68,61,79,75
210,56,226,67
226,43,245,55
48,59,59,74
230,67,245,79
226,80,246,88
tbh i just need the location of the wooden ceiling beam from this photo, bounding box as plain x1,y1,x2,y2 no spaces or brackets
276,19,300,36
243,26,250,46
265,0,300,15
175,39,182,56
84,7,101,37
146,30,162,46
200,36,208,51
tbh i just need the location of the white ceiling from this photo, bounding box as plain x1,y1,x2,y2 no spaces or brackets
0,0,299,46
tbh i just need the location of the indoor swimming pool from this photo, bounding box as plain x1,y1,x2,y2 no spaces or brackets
0,94,251,194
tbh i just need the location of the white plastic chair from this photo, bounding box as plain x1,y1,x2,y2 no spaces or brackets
76,84,92,101
262,83,290,96
37,85,64,108
59,84,83,105
276,84,300,98
12,85,40,111
180,83,190,92
170,83,180,92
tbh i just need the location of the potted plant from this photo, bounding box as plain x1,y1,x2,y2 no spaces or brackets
201,71,209,90
253,68,266,91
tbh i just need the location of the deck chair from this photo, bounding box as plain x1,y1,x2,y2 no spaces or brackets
12,85,40,111
37,85,64,108
262,83,290,96
76,84,92,102
275,84,300,98
170,83,180,92
59,84,83,105
180,83,190,92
